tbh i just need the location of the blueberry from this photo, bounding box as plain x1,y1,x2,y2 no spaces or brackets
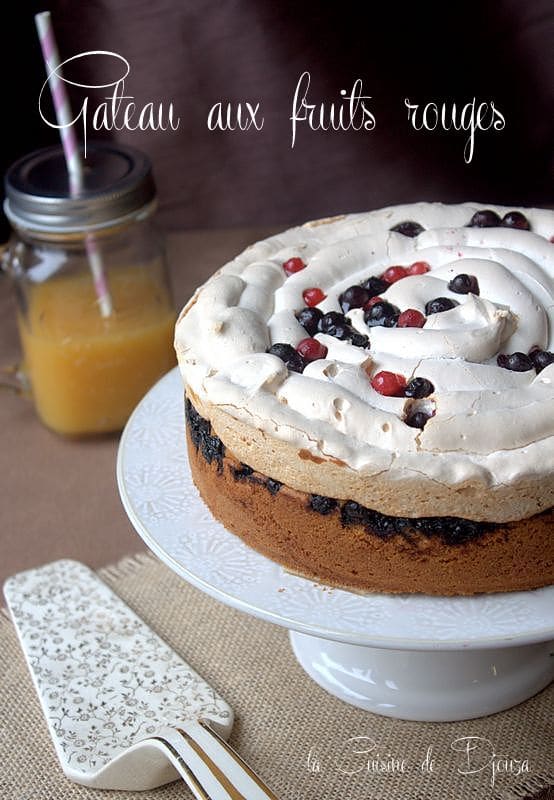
350,332,370,348
497,352,534,371
327,322,352,341
297,306,323,336
318,311,369,345
360,276,389,295
267,343,305,373
425,297,459,315
310,495,338,515
340,501,370,527
468,209,501,228
266,478,282,495
337,325,367,344
267,342,296,359
185,399,225,470
501,211,530,231
338,494,494,544
390,221,424,238
232,463,254,480
412,516,490,545
529,349,554,373
368,510,398,538
319,311,346,334
448,273,480,295
339,285,370,313
405,411,432,429
363,301,400,327
404,377,435,398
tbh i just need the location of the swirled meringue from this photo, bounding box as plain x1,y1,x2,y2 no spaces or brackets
175,202,554,521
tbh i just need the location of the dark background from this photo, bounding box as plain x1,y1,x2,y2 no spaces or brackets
3,0,553,237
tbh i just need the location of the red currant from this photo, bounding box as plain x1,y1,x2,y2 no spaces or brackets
397,309,426,328
296,337,328,362
303,287,326,307
407,261,430,275
381,266,408,284
370,370,407,396
283,257,306,276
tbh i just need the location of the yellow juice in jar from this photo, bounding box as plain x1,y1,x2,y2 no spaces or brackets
18,266,176,435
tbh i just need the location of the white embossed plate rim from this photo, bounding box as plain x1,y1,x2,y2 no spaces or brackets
117,368,554,650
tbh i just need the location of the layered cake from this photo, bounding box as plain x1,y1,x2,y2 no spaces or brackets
175,203,554,595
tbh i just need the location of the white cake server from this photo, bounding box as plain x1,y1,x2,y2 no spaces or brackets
4,559,278,798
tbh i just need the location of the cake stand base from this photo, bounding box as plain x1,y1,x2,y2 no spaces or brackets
289,631,554,721
119,369,554,724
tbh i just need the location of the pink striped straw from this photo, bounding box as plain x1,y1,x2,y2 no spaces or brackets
35,11,113,317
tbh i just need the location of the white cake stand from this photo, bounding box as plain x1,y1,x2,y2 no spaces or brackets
117,369,554,722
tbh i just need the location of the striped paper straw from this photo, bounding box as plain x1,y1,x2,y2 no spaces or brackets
35,11,113,317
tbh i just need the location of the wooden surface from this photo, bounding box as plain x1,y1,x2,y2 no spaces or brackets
0,226,277,587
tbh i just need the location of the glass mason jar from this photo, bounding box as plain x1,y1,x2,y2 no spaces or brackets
3,142,176,436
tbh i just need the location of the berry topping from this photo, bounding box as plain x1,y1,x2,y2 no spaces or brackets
338,285,370,313
296,306,323,336
529,349,554,373
266,478,282,495
501,211,530,231
404,377,435,398
405,410,432,429
340,499,492,543
282,256,306,276
340,500,369,527
397,309,426,328
360,276,389,295
364,295,384,308
364,301,400,327
350,332,370,348
468,209,501,228
390,221,424,238
303,287,326,307
425,297,459,315
381,265,409,284
296,337,328,362
185,399,225,469
407,261,431,275
448,273,480,295
319,311,346,333
371,370,407,396
496,352,534,372
319,311,364,344
310,495,338,515
335,323,357,340
232,463,254,480
267,343,305,373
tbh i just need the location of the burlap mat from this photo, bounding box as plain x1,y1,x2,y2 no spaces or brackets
1,553,552,800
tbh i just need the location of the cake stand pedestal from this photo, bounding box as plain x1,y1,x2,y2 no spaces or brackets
117,369,554,722
289,632,553,721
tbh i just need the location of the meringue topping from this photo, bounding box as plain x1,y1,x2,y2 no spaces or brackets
175,202,554,498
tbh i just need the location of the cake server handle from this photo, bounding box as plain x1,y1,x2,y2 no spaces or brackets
154,719,279,800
